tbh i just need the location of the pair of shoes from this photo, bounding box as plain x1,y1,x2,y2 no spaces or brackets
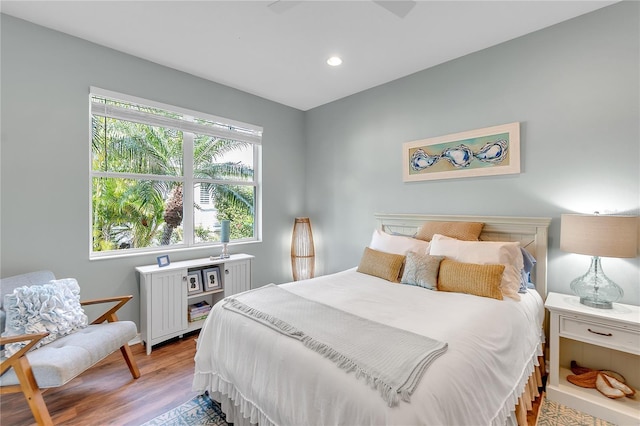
567,361,635,399
596,372,636,399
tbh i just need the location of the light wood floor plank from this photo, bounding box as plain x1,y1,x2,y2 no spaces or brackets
1,333,200,425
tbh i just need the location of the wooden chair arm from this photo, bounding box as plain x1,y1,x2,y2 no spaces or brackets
80,295,133,306
80,295,133,325
0,332,49,376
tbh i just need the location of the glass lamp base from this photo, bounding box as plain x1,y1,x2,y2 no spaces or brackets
570,256,623,310
219,243,230,259
579,297,613,309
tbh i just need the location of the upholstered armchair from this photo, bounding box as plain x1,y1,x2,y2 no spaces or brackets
0,271,140,425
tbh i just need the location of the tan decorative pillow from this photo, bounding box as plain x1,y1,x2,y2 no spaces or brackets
415,221,484,242
430,234,523,301
437,259,505,300
357,247,406,282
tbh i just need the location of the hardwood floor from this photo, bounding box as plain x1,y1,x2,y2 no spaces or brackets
1,332,542,425
1,333,201,426
527,390,542,426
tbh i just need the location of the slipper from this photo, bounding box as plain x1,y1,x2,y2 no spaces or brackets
567,370,598,388
596,373,625,399
570,360,593,375
600,370,626,384
601,373,635,397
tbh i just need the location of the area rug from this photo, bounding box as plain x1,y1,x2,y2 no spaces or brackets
536,396,616,426
147,393,617,426
141,393,229,426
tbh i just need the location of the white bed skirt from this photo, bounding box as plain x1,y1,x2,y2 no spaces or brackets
196,346,544,426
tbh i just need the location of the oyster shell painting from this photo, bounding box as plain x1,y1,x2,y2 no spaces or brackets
403,122,520,182
440,144,474,168
410,148,440,170
475,139,508,163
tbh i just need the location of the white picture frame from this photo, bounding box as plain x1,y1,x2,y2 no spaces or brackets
203,267,222,291
187,271,202,294
403,122,520,182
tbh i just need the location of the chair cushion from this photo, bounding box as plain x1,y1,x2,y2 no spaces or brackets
0,321,137,388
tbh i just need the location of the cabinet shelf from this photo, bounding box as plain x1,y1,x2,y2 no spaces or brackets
188,288,224,300
545,292,640,425
137,254,253,354
547,367,640,421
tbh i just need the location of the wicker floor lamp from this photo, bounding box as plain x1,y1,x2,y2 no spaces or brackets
291,217,315,281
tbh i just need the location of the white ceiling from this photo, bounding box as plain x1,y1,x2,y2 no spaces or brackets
1,1,617,111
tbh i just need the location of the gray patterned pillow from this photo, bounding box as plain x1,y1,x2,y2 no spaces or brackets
400,252,445,290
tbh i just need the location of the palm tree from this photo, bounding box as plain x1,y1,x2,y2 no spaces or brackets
160,185,183,245
92,115,253,251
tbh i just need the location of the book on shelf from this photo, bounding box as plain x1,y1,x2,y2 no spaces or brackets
189,314,209,322
189,301,210,311
188,301,211,322
189,312,210,322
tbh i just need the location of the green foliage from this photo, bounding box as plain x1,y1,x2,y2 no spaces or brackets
215,185,255,239
195,226,213,241
91,114,254,252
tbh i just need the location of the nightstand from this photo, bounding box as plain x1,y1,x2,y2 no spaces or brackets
545,292,640,424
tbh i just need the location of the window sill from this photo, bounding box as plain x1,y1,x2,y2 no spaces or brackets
89,240,260,261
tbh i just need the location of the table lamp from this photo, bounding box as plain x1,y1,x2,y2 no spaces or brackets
560,213,638,309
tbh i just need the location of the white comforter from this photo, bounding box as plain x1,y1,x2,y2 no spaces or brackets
193,268,544,426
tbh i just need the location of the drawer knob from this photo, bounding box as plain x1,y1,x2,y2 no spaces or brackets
588,328,613,337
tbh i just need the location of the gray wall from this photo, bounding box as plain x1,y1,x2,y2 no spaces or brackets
0,14,306,323
305,2,640,304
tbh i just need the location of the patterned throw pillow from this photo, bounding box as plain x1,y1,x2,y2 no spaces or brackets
2,278,88,357
400,252,445,290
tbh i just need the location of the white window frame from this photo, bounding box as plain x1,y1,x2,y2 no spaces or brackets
89,87,262,259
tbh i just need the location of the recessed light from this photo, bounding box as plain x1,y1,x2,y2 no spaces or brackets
327,56,342,66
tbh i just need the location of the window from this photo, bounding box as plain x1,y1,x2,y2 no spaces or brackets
90,87,262,257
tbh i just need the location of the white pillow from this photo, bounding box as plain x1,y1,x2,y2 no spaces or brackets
369,229,430,256
429,234,523,301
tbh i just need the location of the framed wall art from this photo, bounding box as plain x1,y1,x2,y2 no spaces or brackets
203,266,222,291
402,122,520,182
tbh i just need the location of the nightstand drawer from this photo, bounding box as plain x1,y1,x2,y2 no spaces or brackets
560,316,640,354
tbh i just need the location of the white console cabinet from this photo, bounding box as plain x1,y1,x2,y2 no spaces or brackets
136,254,253,354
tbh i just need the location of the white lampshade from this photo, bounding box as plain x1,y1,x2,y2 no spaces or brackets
560,214,638,258
560,213,638,309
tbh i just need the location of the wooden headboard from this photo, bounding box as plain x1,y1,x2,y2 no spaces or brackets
374,213,552,299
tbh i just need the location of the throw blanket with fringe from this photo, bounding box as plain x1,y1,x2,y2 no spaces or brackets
223,284,447,407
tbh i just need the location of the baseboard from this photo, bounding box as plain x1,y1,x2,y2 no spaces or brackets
129,333,142,346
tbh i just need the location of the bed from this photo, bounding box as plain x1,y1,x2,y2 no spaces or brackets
193,214,552,426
